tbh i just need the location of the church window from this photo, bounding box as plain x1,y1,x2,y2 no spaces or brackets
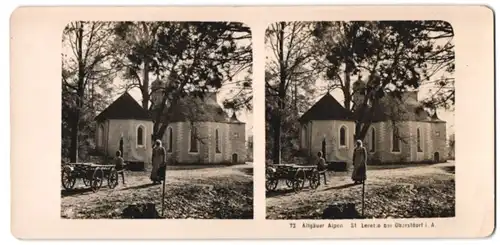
167,127,173,153
98,124,104,147
215,129,221,153
137,125,145,147
189,127,199,153
339,126,347,147
370,127,375,152
392,127,401,152
417,128,423,152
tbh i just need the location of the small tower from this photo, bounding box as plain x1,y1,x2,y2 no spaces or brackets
352,75,366,111
150,76,165,109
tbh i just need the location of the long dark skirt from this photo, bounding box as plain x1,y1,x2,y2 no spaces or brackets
157,166,166,181
351,164,367,182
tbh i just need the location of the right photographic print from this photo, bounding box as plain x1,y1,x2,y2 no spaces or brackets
265,21,455,220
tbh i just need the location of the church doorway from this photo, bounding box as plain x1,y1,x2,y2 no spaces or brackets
119,137,124,157
433,152,440,163
232,153,238,164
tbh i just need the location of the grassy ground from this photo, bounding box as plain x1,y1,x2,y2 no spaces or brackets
61,163,253,219
266,161,455,219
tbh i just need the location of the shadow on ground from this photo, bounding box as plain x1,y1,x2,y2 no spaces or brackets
322,183,359,191
61,188,93,197
441,165,455,174
237,167,253,176
122,183,159,191
266,188,296,198
165,164,247,171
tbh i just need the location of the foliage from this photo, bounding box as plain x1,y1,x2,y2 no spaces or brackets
312,21,455,140
112,22,252,140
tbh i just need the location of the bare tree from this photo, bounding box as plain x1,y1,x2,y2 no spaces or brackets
62,21,119,162
265,22,319,164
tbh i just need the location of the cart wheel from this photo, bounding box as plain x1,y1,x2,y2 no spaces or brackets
292,169,306,192
309,170,321,189
61,166,76,190
91,168,104,192
265,172,279,191
108,168,119,189
83,177,91,187
285,179,293,188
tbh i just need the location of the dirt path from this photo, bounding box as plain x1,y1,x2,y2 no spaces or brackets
266,162,455,219
61,163,253,219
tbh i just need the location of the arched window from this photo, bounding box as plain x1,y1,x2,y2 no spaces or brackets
370,127,376,152
417,128,422,152
215,129,221,153
167,127,173,153
136,125,144,147
98,124,104,147
392,127,400,152
339,126,347,147
301,125,307,149
189,126,199,153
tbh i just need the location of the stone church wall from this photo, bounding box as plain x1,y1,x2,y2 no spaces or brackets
106,119,153,166
308,120,356,163
163,121,246,164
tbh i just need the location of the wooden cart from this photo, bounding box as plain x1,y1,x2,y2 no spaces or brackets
61,162,119,192
266,164,321,192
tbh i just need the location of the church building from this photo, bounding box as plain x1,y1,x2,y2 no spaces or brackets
94,78,246,167
299,79,448,165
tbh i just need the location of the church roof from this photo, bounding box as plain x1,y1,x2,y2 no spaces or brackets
95,92,152,122
354,92,446,123
152,92,243,124
299,93,355,123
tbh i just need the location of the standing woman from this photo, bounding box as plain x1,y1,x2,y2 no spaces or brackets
352,139,367,184
151,139,166,184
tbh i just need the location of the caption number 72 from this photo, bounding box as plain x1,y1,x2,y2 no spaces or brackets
289,223,296,228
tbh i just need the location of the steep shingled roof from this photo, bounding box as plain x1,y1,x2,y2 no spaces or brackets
354,92,446,123
151,92,240,124
95,92,152,122
299,93,355,123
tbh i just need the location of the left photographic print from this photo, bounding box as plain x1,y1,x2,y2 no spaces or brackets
60,21,253,219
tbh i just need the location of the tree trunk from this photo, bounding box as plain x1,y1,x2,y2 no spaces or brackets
272,112,282,165
69,25,85,163
343,70,351,110
69,109,80,163
141,62,150,110
272,22,286,165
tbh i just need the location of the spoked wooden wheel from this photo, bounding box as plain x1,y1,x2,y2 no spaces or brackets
309,170,321,190
108,168,119,189
292,169,306,192
266,179,279,191
91,168,104,192
83,177,91,187
265,172,279,191
61,166,76,190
